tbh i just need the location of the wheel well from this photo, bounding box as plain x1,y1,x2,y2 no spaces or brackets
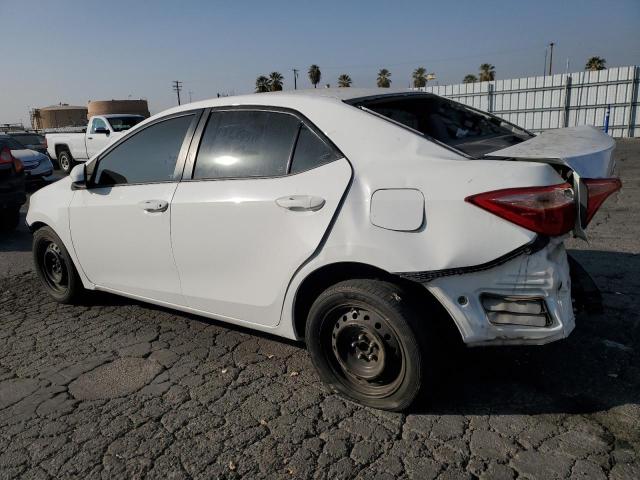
293,262,461,344
29,221,47,233
55,145,70,156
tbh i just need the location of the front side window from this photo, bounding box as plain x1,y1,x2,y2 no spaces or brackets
93,114,194,186
193,110,300,179
90,118,108,134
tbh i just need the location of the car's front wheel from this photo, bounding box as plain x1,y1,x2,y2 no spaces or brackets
33,226,84,303
306,279,428,411
58,150,74,174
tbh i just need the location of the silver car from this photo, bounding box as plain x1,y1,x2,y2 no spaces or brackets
0,134,54,183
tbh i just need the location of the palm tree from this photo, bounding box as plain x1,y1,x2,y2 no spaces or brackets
308,65,321,88
479,63,495,82
337,74,352,87
269,72,284,91
412,67,428,88
377,69,392,88
463,74,478,84
255,75,270,93
585,56,606,71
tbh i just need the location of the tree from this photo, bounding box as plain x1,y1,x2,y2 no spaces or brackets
479,63,495,81
337,74,352,87
269,72,284,91
308,65,322,88
463,74,478,84
377,68,392,88
585,56,606,71
255,75,270,93
412,67,428,88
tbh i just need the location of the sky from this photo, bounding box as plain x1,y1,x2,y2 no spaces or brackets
1,0,639,125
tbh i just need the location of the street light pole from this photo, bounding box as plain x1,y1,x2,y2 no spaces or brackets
548,42,555,76
293,69,299,90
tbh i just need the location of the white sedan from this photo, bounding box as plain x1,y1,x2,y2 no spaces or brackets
27,89,621,411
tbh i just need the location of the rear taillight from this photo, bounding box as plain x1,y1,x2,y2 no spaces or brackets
0,147,23,174
582,178,622,225
465,183,576,236
43,137,48,149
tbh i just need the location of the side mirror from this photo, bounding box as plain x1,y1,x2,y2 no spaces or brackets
70,164,87,190
95,127,110,135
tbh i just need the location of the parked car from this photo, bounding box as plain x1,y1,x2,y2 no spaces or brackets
46,114,145,173
6,132,48,156
27,89,621,411
0,137,26,231
0,134,53,184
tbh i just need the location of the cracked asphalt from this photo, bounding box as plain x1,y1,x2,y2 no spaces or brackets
0,141,638,479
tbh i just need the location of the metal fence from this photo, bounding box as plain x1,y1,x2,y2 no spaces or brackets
421,65,639,138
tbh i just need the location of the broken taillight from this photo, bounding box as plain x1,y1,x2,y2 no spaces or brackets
465,183,576,236
582,178,622,225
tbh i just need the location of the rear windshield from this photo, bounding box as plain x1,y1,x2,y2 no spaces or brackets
0,136,25,150
107,116,144,132
346,94,531,157
10,134,44,145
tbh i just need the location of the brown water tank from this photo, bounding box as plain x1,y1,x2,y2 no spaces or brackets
33,104,88,129
87,99,150,119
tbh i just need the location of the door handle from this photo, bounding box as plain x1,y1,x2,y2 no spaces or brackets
139,200,168,213
87,136,93,140
276,195,325,212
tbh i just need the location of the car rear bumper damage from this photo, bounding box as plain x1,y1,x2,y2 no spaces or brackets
401,238,583,346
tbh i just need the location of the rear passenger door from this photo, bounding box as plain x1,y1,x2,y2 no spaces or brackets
171,108,352,327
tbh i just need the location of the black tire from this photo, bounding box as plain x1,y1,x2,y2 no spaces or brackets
58,150,74,174
0,207,20,232
305,279,429,411
33,226,85,303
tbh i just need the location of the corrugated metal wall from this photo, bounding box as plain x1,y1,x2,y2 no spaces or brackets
422,65,639,138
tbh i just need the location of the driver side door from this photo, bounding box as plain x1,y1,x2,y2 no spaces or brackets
69,111,201,305
86,117,112,158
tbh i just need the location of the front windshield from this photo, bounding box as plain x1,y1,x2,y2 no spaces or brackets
107,116,144,132
347,94,532,157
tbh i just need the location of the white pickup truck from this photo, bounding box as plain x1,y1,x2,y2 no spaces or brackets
46,114,144,173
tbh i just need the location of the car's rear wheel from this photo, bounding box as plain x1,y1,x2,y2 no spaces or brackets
0,207,20,232
33,226,84,303
58,150,74,174
306,279,428,411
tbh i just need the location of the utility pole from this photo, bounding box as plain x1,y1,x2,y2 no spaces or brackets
548,42,555,76
188,90,193,103
292,69,299,90
172,80,183,105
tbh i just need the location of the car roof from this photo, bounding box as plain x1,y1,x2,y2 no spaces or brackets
152,88,428,120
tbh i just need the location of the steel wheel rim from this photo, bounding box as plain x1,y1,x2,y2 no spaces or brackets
60,154,69,171
323,303,406,398
39,241,68,293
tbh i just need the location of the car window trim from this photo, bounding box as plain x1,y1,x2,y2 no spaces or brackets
182,105,344,182
87,109,203,188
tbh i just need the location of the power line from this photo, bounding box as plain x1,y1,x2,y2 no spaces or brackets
172,80,183,105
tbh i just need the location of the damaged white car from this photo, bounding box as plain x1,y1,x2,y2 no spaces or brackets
27,89,621,410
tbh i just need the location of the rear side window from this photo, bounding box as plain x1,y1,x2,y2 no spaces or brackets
193,110,299,179
290,125,338,174
94,114,194,186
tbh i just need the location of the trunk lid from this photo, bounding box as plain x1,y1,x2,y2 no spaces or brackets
490,125,616,178
490,125,618,239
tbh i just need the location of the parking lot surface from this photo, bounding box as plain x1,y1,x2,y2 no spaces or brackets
0,143,638,479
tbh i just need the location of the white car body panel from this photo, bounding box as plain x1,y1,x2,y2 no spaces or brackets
68,182,184,305
171,159,352,327
27,89,619,345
